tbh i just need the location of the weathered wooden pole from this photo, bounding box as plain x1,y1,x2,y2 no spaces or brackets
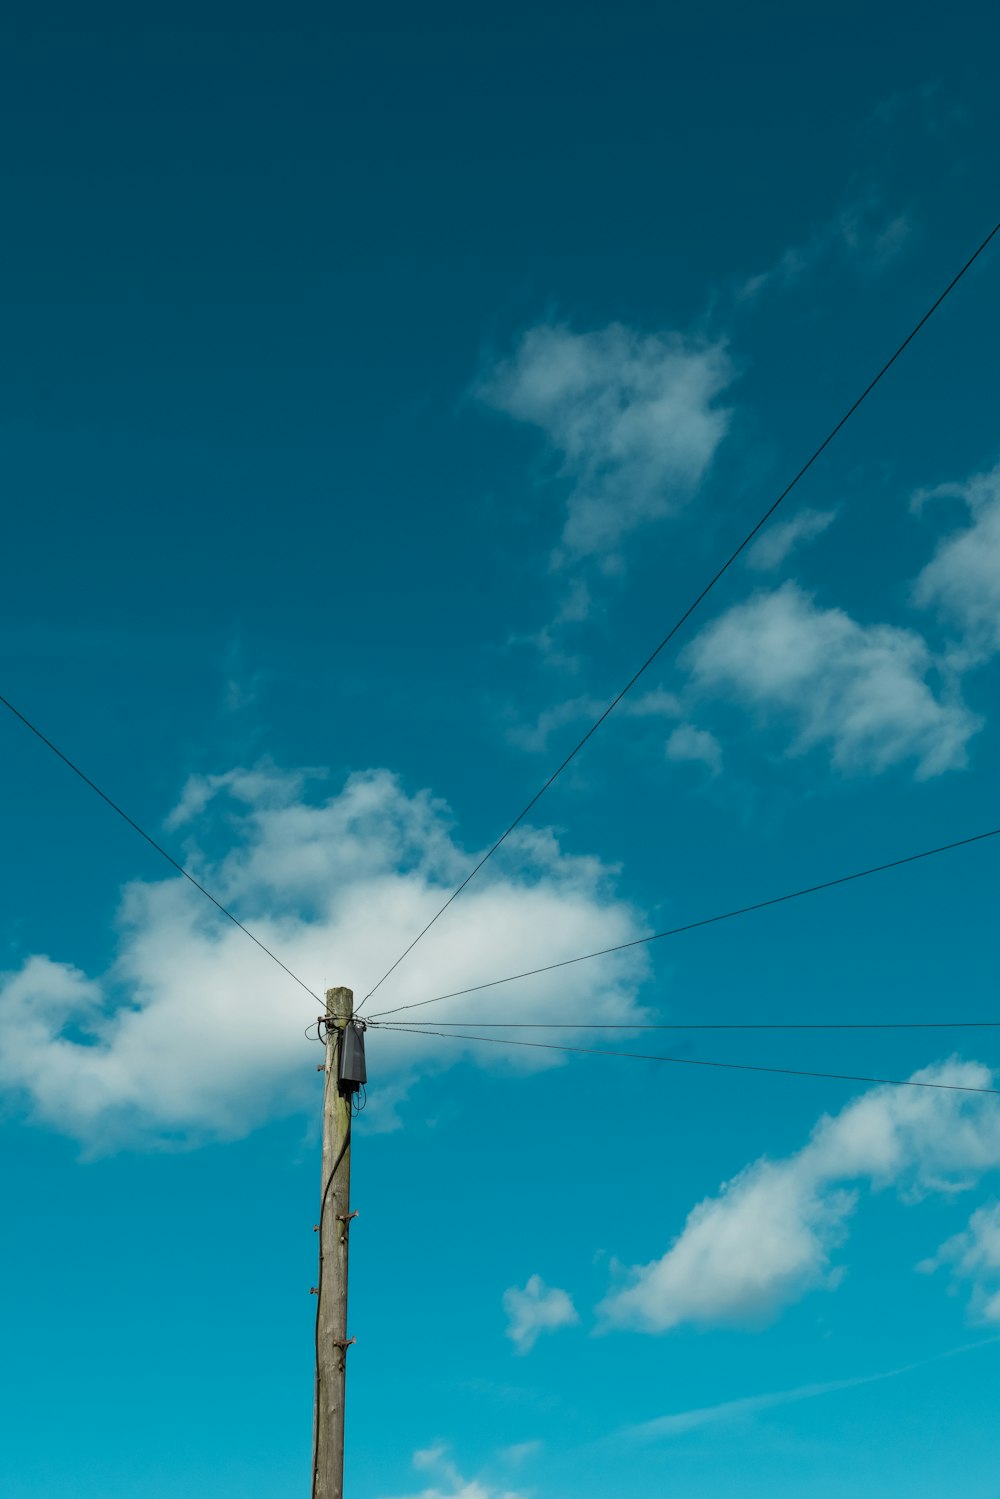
312,985,362,1499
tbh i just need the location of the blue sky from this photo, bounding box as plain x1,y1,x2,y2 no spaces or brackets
2,3,1000,1495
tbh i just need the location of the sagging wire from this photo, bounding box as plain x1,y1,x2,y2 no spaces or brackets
370,1018,1000,1033
370,1022,1000,1096
365,825,1000,1021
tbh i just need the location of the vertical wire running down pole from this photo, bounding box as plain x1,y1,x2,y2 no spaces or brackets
313,987,355,1499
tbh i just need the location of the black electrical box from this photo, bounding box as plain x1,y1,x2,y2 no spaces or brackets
338,1022,367,1092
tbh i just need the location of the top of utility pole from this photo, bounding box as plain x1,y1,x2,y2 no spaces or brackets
326,986,354,1024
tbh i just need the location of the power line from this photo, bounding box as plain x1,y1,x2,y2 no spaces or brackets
367,824,1000,1019
0,690,322,1004
359,218,1000,1010
372,1020,1000,1032
375,1024,1000,1096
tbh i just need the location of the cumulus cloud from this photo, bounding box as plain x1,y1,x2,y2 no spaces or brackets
0,766,651,1150
665,723,722,775
378,1446,526,1499
601,1158,854,1333
479,322,733,565
684,581,977,779
745,508,836,572
503,1275,579,1353
599,1060,1000,1334
912,462,1000,664
920,1202,1000,1322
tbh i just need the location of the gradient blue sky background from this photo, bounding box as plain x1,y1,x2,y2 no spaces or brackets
3,4,1000,1496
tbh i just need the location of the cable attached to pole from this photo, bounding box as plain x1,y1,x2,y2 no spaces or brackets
358,219,1000,1010
367,824,1000,1020
376,1024,1000,1095
0,690,322,1003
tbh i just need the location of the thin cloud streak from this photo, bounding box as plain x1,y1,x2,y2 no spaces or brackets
620,1335,1000,1442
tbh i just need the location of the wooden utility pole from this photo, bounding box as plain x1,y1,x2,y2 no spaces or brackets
313,985,363,1499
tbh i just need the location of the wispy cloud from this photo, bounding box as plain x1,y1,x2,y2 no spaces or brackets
737,193,912,303
378,1445,527,1499
920,1201,1000,1322
912,461,1000,667
478,322,734,567
620,1336,1000,1441
665,722,722,775
627,1371,899,1441
745,508,837,572
507,688,682,755
505,694,608,755
503,1274,579,1354
498,1441,542,1466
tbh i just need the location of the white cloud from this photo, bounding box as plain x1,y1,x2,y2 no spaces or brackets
503,1274,579,1353
912,462,1000,664
599,1060,1000,1334
601,1158,854,1333
920,1202,1000,1322
378,1446,526,1499
665,723,722,775
745,508,836,572
479,322,733,565
684,581,977,779
0,766,651,1150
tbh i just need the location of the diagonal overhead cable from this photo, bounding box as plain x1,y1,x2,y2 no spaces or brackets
374,1024,1000,1095
0,690,322,1003
366,824,1000,1019
360,219,1000,1009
